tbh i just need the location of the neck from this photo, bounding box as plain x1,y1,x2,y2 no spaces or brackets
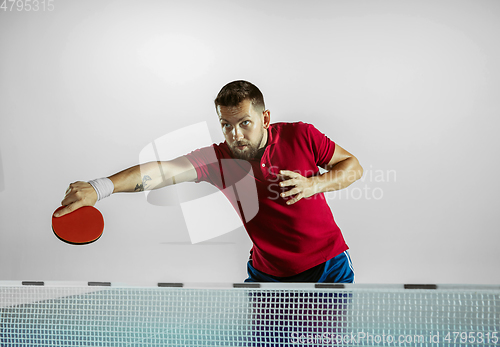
258,128,269,150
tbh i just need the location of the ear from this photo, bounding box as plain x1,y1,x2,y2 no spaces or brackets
262,110,271,129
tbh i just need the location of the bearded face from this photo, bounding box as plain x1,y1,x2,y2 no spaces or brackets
217,99,270,161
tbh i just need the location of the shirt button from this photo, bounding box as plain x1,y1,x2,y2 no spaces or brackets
262,163,266,167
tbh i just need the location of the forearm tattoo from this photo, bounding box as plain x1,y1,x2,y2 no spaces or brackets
134,175,152,192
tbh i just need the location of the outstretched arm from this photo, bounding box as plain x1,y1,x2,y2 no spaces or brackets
110,156,196,193
279,144,363,205
55,156,197,216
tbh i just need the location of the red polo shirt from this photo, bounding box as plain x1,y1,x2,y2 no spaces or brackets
185,122,348,277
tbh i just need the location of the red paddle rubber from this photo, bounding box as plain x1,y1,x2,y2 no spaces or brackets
52,206,104,245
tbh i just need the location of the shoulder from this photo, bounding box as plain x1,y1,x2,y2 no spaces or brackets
186,141,231,162
271,121,321,140
213,141,231,158
272,121,317,131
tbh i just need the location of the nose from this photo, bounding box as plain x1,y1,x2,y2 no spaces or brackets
232,127,244,141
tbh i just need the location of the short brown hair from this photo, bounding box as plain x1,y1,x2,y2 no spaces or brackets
214,80,265,113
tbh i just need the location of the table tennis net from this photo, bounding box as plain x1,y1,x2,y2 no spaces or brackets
1,284,499,346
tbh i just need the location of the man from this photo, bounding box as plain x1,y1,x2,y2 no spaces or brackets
56,80,363,283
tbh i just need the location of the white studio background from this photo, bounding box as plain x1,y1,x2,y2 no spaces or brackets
0,0,499,285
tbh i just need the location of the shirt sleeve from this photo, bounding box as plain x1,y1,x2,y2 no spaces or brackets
184,145,224,188
304,123,336,167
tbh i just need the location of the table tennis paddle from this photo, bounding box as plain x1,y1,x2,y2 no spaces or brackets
52,206,104,245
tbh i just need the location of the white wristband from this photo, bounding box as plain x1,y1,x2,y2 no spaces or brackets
88,177,114,201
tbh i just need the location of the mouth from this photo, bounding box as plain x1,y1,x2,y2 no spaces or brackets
234,143,249,151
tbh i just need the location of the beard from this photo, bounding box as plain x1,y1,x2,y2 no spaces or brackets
229,141,260,160
229,131,265,160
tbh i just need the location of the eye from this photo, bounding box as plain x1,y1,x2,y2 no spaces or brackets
222,123,231,129
241,120,250,126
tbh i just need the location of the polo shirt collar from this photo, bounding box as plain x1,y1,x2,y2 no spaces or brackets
267,123,279,147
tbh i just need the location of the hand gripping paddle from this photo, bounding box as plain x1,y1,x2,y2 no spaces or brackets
52,206,104,245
